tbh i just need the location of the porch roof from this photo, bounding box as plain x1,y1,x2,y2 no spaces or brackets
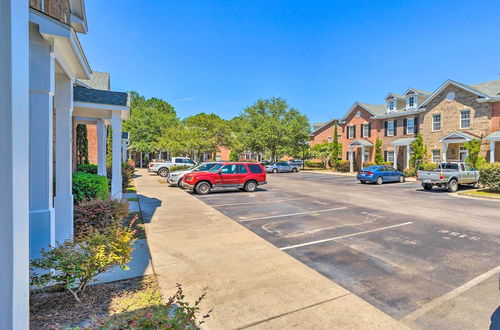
391,137,416,146
74,86,128,106
438,131,477,143
486,130,500,141
348,139,373,147
73,86,130,121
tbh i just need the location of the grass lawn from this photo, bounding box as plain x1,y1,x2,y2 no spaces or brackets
460,189,500,199
30,275,161,329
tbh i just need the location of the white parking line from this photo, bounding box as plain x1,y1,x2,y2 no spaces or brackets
210,198,307,207
279,221,414,251
239,207,347,222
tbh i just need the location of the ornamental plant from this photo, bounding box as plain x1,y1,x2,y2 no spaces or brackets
374,139,383,165
74,198,130,238
464,138,486,169
410,133,426,169
479,162,500,192
72,172,109,204
76,163,98,174
31,219,137,303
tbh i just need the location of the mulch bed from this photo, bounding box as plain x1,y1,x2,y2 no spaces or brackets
30,275,161,329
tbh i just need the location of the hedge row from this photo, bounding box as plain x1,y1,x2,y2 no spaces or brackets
72,172,109,204
480,162,500,192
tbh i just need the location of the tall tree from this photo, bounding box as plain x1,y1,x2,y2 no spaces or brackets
464,138,485,168
409,133,426,168
311,141,335,168
374,138,384,165
75,124,89,165
237,98,310,161
330,125,341,168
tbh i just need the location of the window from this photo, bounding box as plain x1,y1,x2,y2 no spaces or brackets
363,149,370,161
459,146,468,162
407,118,415,135
388,101,395,111
248,164,263,173
327,136,332,143
460,110,470,129
348,126,355,139
432,149,440,162
387,121,395,136
236,164,248,174
220,164,237,174
408,96,415,108
432,114,441,131
362,124,370,138
386,151,394,162
215,155,222,161
464,163,474,171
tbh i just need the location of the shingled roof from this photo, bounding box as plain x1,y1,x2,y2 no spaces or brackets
74,86,128,106
470,79,500,98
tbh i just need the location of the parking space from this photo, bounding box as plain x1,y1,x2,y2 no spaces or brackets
191,171,500,326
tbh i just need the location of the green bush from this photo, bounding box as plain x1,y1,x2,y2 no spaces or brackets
362,162,377,168
479,162,500,192
77,164,98,174
337,160,352,172
74,198,130,238
73,172,109,204
404,168,416,177
107,162,136,190
31,221,137,303
88,284,212,329
418,163,438,171
169,165,191,172
305,160,324,168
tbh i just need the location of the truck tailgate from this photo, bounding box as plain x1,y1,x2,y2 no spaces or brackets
417,171,441,182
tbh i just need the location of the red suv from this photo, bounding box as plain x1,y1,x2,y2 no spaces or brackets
182,162,267,195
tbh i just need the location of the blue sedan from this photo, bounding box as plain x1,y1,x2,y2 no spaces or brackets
357,165,405,184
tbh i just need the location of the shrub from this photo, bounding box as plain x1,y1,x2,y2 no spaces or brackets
362,162,377,168
73,172,109,204
229,150,239,161
418,163,438,171
305,161,324,168
74,199,130,238
479,162,500,192
337,160,352,172
76,163,98,174
31,220,137,303
404,168,416,177
169,165,191,172
381,162,393,166
126,159,136,168
107,162,136,190
88,283,212,329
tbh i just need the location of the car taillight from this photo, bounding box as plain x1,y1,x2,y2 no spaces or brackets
440,173,444,180
367,171,373,176
149,163,154,167
357,171,361,175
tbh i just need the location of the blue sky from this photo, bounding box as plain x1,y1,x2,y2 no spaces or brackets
80,0,500,124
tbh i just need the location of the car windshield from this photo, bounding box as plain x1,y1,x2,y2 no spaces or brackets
193,163,217,172
362,166,379,171
208,163,224,172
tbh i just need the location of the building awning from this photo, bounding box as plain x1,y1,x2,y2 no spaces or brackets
391,137,416,146
73,86,130,121
486,130,500,141
438,131,477,143
348,139,373,147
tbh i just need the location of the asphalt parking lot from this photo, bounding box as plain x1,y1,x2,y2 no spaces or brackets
190,172,500,328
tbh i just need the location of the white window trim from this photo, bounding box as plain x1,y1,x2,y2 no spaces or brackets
386,150,395,162
407,96,415,109
327,136,332,143
387,100,395,112
432,149,440,162
387,121,395,137
432,113,441,131
460,109,471,129
348,126,355,139
362,123,369,138
407,118,415,135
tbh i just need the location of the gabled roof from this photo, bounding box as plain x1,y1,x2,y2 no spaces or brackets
310,119,339,135
403,87,431,96
470,79,500,98
438,131,478,143
348,139,373,147
418,79,493,109
391,137,416,146
74,86,128,106
385,92,404,100
78,72,110,91
341,102,386,121
486,130,500,140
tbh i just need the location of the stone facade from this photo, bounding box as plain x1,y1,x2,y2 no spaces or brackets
30,0,71,25
420,85,492,161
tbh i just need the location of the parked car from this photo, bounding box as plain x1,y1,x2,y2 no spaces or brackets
167,162,220,187
148,157,196,177
182,162,267,195
288,159,304,167
416,161,479,192
260,160,272,166
357,165,405,184
265,161,300,173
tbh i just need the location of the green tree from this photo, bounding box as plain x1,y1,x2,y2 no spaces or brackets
237,98,310,161
409,133,426,168
374,138,384,165
330,125,341,168
464,138,486,168
311,141,335,168
76,124,89,165
229,150,240,161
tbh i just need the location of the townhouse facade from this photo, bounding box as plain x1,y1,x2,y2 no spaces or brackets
311,78,500,171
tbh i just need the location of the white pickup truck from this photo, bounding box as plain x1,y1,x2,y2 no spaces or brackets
148,157,196,177
416,161,479,192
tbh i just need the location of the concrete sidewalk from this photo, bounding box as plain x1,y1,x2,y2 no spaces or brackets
134,169,407,329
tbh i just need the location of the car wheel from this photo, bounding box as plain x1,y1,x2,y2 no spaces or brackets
272,169,278,174
292,167,297,173
360,180,366,184
158,168,169,177
244,180,257,192
423,183,433,190
376,176,383,185
447,179,458,193
398,175,405,183
177,180,183,188
195,182,211,195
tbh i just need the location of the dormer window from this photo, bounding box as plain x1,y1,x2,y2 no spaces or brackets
388,100,395,112
408,96,415,108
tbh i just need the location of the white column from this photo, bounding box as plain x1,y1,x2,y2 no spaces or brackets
54,73,74,243
406,144,410,169
111,111,123,199
491,141,496,163
361,146,365,167
0,1,30,328
349,148,354,172
29,28,56,258
393,146,398,168
96,120,107,175
442,143,447,161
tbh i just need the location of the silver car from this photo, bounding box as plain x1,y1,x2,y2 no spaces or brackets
265,161,300,173
167,162,220,187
